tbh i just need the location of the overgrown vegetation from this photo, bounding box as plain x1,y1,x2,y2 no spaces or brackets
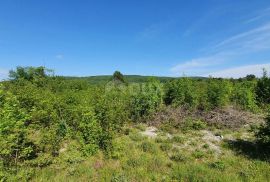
0,66,270,181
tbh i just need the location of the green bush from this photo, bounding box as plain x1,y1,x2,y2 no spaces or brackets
155,136,171,143
160,143,173,152
0,87,36,168
231,81,258,111
256,111,270,147
172,136,185,143
206,79,232,109
130,79,164,120
140,141,157,153
26,154,54,167
170,153,187,162
192,150,205,159
210,161,226,171
129,133,146,142
164,78,199,108
202,144,210,149
126,157,142,167
256,69,270,105
181,118,206,131
78,108,102,156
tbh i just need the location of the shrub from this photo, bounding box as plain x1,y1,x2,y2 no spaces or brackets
202,144,210,149
147,156,165,172
129,133,146,142
126,157,141,167
170,153,187,162
155,137,166,143
231,82,257,111
131,79,164,120
256,69,270,104
0,87,36,168
192,150,205,159
160,123,175,134
111,173,128,182
190,120,207,130
210,161,226,171
135,123,147,131
160,143,173,152
140,141,157,153
172,136,185,143
164,78,199,108
256,111,270,147
207,79,232,109
182,118,206,131
78,108,102,156
25,154,53,167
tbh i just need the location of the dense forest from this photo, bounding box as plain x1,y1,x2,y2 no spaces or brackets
1,66,270,181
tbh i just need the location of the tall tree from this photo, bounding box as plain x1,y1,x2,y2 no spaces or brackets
256,69,270,104
9,66,51,81
112,71,126,83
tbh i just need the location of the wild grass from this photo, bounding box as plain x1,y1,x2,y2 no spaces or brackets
12,124,270,181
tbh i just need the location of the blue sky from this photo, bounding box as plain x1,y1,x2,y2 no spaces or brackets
1,0,270,79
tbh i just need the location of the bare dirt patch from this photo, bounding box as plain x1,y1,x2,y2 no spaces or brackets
201,130,222,155
140,127,158,138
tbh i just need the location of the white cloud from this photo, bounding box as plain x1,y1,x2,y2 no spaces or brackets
205,63,270,78
170,52,232,76
212,23,270,52
0,68,9,81
56,54,64,60
171,22,270,77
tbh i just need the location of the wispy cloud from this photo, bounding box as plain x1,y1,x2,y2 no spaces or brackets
170,53,229,76
205,63,270,78
56,54,64,60
137,20,174,41
182,7,225,37
244,7,270,24
212,23,270,52
0,68,9,80
171,21,270,77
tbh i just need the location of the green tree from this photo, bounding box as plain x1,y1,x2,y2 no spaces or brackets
231,81,258,111
245,74,256,81
9,66,52,81
164,78,199,108
0,85,35,169
256,109,270,147
112,71,126,83
131,79,164,120
256,69,270,104
207,79,232,109
78,107,102,156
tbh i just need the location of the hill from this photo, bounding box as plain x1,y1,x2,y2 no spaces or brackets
62,75,207,84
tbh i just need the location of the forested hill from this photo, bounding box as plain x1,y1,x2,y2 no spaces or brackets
61,75,207,84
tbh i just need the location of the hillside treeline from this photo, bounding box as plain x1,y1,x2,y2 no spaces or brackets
0,66,270,180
